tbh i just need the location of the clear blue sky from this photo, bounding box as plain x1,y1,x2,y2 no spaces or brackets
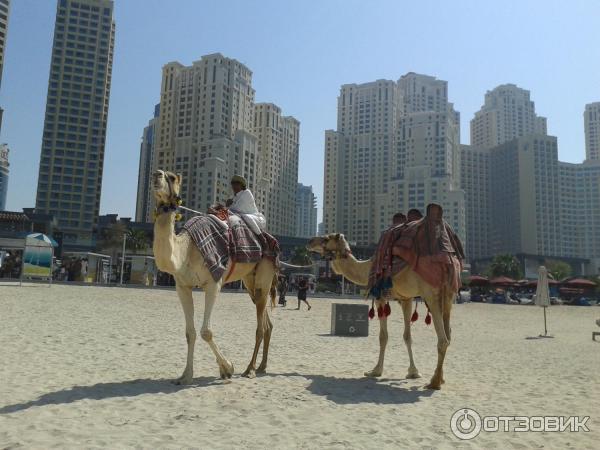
1,0,599,220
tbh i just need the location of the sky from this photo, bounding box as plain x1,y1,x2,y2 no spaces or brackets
1,0,600,221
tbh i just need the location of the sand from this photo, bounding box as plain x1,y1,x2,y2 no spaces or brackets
0,284,598,449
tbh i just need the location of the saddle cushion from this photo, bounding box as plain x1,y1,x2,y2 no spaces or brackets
181,214,279,282
368,204,464,293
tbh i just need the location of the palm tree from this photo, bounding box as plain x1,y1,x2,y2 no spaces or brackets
545,259,571,281
291,246,312,266
126,229,150,253
487,254,522,279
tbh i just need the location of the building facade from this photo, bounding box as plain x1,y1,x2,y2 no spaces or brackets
0,0,10,133
135,104,159,222
584,102,600,161
470,84,547,149
295,183,317,238
34,0,115,249
253,103,299,236
0,143,8,210
324,74,465,246
147,55,257,221
459,144,491,260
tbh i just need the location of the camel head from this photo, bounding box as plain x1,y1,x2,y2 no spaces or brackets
152,169,182,206
307,233,351,260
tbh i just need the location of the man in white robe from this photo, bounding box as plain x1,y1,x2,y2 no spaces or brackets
227,175,266,235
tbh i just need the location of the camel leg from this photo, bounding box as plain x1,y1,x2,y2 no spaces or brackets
365,300,388,378
257,310,273,374
201,281,234,379
400,298,421,379
424,297,449,390
242,287,267,378
174,284,196,385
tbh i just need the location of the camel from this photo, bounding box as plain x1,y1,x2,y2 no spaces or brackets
152,169,277,383
307,233,457,390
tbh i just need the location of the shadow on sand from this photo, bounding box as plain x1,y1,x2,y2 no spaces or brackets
0,377,218,415
0,372,433,414
268,372,434,405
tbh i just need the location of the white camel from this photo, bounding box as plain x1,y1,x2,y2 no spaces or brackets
152,170,276,383
308,233,458,390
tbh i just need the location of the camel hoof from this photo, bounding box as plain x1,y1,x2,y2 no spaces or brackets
219,362,234,379
406,371,422,379
173,375,193,385
241,368,256,379
425,381,442,390
256,365,267,374
364,369,383,378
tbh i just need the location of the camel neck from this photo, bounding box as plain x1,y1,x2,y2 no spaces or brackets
153,212,179,273
331,254,372,287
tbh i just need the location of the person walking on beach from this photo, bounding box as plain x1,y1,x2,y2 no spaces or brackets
278,275,288,307
297,276,312,310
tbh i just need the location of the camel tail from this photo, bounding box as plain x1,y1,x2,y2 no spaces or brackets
270,273,278,310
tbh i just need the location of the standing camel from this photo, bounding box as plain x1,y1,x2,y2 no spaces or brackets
152,170,276,383
307,233,459,390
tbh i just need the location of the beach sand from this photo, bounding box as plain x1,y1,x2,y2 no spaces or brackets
0,284,598,449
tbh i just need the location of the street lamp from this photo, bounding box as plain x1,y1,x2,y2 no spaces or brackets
119,232,127,285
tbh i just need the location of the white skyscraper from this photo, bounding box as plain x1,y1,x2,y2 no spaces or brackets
470,84,547,149
584,102,600,161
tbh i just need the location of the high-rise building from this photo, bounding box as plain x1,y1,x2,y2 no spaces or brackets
295,183,317,238
489,135,562,257
253,103,299,236
460,144,491,260
584,102,600,161
34,0,115,249
470,84,547,149
323,80,402,245
324,74,465,246
135,104,159,222
0,143,8,210
148,54,258,222
0,0,11,133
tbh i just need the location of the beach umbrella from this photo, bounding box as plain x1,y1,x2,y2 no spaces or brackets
468,275,489,286
563,278,597,289
490,276,516,286
534,266,552,338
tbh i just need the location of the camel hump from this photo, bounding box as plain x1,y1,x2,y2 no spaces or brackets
426,203,443,221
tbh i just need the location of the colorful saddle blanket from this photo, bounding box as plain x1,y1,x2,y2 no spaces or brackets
368,204,464,296
181,214,279,282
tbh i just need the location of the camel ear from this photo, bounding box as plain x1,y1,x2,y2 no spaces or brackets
176,173,182,184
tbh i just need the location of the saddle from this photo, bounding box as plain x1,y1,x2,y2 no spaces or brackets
368,204,464,296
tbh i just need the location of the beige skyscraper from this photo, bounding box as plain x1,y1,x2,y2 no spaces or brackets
253,103,299,236
35,0,115,248
148,54,258,222
140,54,299,231
324,74,465,246
584,102,600,161
323,80,402,245
471,84,547,149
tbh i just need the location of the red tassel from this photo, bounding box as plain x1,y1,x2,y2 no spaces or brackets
377,305,384,319
411,303,419,322
384,302,391,317
425,309,432,325
368,307,375,319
